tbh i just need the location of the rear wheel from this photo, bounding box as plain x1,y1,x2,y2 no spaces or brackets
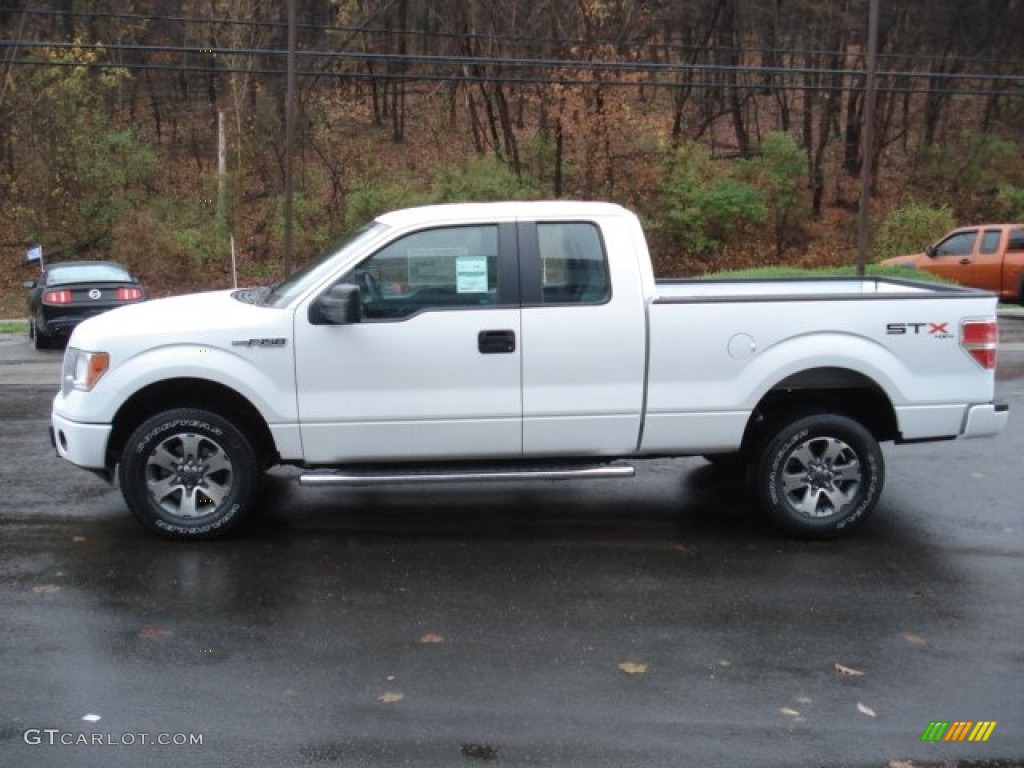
754,412,884,539
31,321,50,350
119,408,261,539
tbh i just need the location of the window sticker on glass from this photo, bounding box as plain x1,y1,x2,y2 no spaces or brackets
407,248,465,286
456,256,488,293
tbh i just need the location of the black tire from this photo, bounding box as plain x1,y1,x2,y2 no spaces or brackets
119,408,261,540
754,412,884,539
32,322,50,350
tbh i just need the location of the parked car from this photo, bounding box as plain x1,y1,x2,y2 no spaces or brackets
24,261,145,350
879,224,1024,303
51,202,1007,540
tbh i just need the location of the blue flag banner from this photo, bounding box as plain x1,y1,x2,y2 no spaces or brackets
26,245,42,263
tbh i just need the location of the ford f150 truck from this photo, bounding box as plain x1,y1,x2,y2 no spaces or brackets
879,223,1024,302
51,201,1009,540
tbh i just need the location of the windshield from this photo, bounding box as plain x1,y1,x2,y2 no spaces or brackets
48,263,133,285
261,222,389,307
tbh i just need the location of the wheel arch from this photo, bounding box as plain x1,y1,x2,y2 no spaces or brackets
107,378,279,473
741,366,898,456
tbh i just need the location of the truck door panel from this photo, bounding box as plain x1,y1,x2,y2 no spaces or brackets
972,228,1005,294
294,223,523,463
518,220,647,456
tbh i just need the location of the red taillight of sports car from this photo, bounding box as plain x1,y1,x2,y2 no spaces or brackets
42,289,73,305
116,287,143,301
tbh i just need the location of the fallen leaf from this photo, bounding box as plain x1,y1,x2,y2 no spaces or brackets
378,691,404,704
419,633,445,644
857,702,877,718
137,625,172,640
618,661,648,675
834,663,865,677
902,633,927,648
33,584,60,595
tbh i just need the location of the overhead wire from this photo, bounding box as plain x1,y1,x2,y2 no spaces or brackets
3,5,1024,70
0,39,1022,98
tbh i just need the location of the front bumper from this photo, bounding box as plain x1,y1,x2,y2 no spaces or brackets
51,410,112,472
962,402,1010,438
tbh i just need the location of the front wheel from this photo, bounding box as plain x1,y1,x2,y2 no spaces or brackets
754,413,884,539
119,408,261,539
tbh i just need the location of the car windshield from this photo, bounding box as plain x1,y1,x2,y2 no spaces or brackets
261,222,389,308
47,264,132,285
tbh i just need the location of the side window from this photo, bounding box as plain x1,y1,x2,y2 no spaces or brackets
934,231,977,257
537,222,610,304
1008,229,1024,252
344,225,499,320
980,230,1002,255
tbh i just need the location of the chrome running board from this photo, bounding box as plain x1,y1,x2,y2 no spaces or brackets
299,462,635,487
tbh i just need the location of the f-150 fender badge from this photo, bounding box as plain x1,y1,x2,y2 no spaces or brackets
231,337,287,347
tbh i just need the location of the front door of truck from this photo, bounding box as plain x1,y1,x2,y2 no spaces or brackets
926,229,979,286
294,223,522,463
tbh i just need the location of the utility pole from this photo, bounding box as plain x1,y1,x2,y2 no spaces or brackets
217,110,227,231
283,0,297,275
855,0,880,276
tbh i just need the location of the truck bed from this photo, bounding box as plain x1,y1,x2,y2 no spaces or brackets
653,276,984,302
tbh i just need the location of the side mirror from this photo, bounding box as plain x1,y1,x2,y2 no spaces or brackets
925,244,937,258
309,283,362,325
22,280,36,289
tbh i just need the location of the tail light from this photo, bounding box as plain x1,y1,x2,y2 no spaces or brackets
961,319,998,370
43,289,73,305
116,287,143,301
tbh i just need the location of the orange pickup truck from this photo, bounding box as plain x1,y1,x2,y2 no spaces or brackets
880,224,1024,303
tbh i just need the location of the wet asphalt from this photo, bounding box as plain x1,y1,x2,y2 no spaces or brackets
0,330,1021,768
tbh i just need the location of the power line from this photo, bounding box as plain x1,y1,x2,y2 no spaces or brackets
2,39,1023,92
3,54,1020,98
3,5,1023,70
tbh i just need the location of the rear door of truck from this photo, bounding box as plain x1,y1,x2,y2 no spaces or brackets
517,217,648,455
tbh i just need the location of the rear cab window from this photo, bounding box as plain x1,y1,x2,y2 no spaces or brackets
980,230,1002,254
536,222,610,304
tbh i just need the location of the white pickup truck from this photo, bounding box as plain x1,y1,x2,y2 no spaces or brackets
51,201,1008,540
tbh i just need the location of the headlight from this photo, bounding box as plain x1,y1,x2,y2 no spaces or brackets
61,348,110,396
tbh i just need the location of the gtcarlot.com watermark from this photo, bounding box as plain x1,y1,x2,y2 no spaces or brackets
24,729,203,747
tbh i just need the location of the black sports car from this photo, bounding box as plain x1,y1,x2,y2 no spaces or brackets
24,261,146,349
